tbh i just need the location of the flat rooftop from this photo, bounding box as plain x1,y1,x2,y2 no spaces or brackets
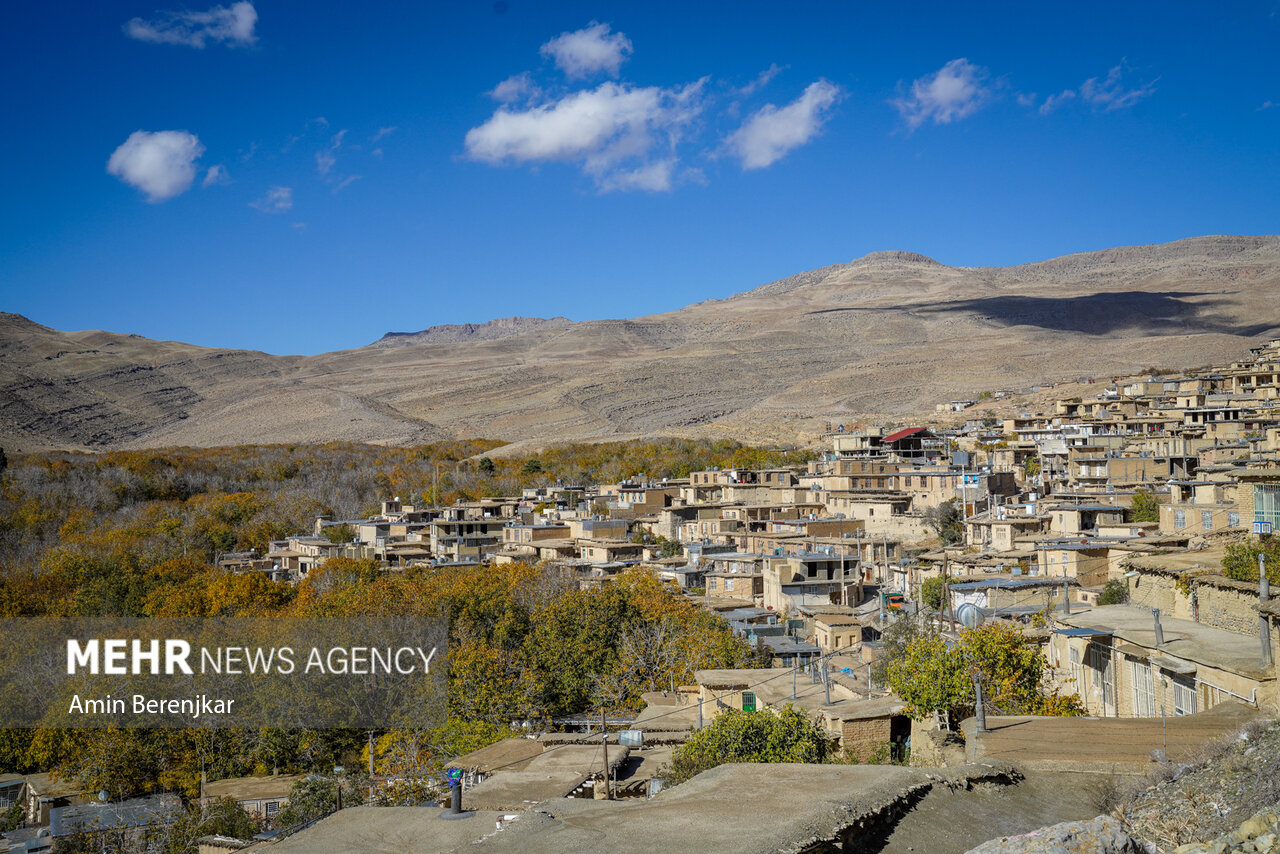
258,763,1013,854
962,701,1260,770
1055,603,1275,680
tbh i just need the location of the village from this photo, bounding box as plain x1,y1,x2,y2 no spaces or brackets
10,338,1280,853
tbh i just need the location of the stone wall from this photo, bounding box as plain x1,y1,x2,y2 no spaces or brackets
908,717,966,767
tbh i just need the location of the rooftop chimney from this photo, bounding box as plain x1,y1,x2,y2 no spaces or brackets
1151,608,1165,647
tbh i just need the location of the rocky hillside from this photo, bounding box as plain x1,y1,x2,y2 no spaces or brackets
1119,717,1280,851
2,235,1278,452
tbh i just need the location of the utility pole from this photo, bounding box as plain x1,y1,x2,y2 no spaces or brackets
882,533,890,586
973,673,987,733
942,551,952,631
600,707,612,800
1261,553,1273,667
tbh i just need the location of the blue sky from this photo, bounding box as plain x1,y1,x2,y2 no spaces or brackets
2,2,1278,354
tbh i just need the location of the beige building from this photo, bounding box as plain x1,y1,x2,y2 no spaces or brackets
1047,604,1274,718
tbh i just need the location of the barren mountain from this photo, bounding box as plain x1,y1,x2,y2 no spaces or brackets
2,235,1278,452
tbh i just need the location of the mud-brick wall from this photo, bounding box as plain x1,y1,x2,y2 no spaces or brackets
841,717,891,761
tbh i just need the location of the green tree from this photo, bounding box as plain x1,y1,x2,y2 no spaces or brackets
920,577,948,611
0,446,7,476
274,775,363,829
521,459,543,476
886,623,1084,724
1129,489,1161,523
1023,456,1040,478
477,457,495,475
200,796,261,839
1222,540,1280,584
885,633,971,723
665,706,830,784
1097,579,1129,606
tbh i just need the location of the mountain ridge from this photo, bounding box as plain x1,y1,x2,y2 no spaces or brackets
2,234,1278,452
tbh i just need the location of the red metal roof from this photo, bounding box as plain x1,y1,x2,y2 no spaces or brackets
881,427,928,443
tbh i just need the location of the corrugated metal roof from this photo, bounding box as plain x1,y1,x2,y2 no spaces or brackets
882,427,928,443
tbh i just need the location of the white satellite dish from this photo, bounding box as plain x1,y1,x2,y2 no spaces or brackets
956,602,981,630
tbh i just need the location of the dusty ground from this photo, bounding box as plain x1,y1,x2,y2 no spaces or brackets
3,235,1279,452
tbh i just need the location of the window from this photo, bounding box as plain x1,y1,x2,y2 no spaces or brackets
265,801,279,817
741,691,757,712
1202,510,1214,531
1228,512,1240,528
1172,676,1197,716
1131,660,1155,717
1173,509,1186,529
725,577,734,591
1254,484,1280,530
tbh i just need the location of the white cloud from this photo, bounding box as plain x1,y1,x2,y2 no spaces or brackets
540,22,632,79
1032,64,1157,116
724,80,841,170
202,164,230,187
124,1,257,48
892,58,990,130
371,126,398,142
596,159,676,193
1078,64,1157,110
737,63,785,97
315,129,348,177
107,130,205,202
465,79,705,192
1260,100,1277,111
332,175,361,193
250,186,293,213
1039,89,1077,115
489,72,541,103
